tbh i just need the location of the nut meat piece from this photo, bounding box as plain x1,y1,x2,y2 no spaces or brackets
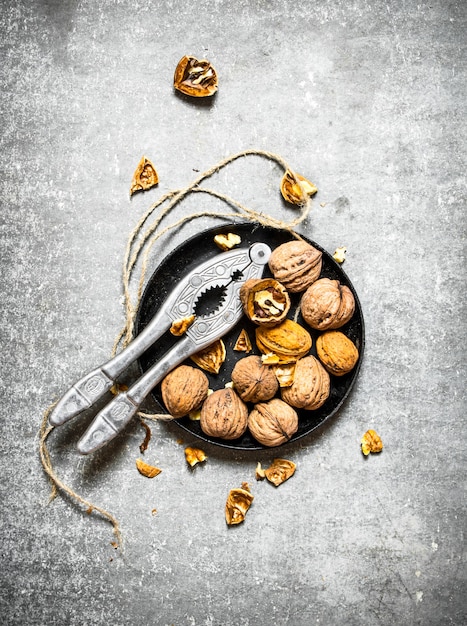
316,331,359,376
161,365,209,418
214,232,241,250
281,356,330,410
361,430,383,455
240,278,290,326
264,459,296,486
268,240,323,293
255,319,312,364
301,278,355,331
231,355,278,403
248,398,298,447
174,55,218,97
184,446,207,466
200,388,248,440
225,485,254,525
280,170,318,205
130,156,159,196
170,314,196,336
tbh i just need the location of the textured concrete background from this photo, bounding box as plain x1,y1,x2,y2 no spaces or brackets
1,0,465,625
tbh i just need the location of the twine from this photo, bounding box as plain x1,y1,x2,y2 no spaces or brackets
39,149,313,548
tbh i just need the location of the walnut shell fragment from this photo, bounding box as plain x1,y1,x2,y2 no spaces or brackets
130,156,159,196
280,170,318,205
248,398,298,447
231,355,278,403
161,365,209,418
184,446,207,467
316,331,359,376
135,458,162,478
200,388,248,440
273,363,296,388
225,485,254,525
240,278,290,326
281,356,330,410
256,319,312,364
301,278,355,331
361,430,383,455
214,232,241,250
174,55,218,97
233,329,252,353
268,240,323,293
190,339,226,374
264,458,296,486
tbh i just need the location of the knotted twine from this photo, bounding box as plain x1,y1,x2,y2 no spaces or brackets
39,149,314,549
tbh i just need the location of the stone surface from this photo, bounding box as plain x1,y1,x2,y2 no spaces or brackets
0,1,465,625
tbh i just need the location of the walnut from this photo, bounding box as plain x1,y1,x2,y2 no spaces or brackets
300,278,355,331
200,388,248,440
268,240,323,292
184,446,207,466
255,319,312,364
130,156,159,196
173,55,218,97
135,458,162,478
240,278,290,326
361,430,383,455
264,458,296,486
248,398,298,447
161,365,209,418
281,356,330,410
316,331,359,376
231,355,278,403
225,484,254,525
214,232,241,250
280,170,318,205
190,339,226,374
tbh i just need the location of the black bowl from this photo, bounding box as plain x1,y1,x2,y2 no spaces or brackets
135,222,365,450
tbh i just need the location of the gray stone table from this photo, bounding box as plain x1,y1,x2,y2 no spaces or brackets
1,1,465,625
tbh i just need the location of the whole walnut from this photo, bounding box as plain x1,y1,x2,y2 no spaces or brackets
301,278,355,330
161,365,209,418
248,398,298,447
268,240,322,293
281,356,330,410
200,388,248,440
231,355,278,403
316,330,359,376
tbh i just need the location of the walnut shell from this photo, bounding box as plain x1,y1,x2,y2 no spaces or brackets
240,278,290,326
231,355,278,403
161,365,209,418
248,398,298,447
255,319,312,363
280,170,318,205
281,356,330,410
316,331,359,376
173,55,218,97
200,388,248,440
301,278,355,330
268,240,322,293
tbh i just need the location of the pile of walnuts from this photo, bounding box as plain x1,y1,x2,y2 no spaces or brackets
160,238,360,447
